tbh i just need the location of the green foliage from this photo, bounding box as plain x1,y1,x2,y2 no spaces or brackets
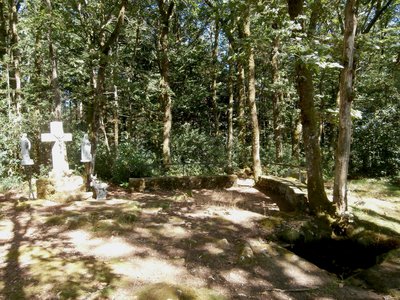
0,176,22,193
0,116,22,179
170,124,227,175
95,143,158,183
351,104,400,177
0,0,398,188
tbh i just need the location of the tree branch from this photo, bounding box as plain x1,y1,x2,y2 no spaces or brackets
101,0,127,54
362,0,394,33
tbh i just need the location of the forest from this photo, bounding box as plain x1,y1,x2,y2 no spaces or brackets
1,1,400,299
0,0,399,214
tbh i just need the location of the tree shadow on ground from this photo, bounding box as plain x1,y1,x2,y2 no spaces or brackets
1,201,31,299
0,198,118,299
352,207,400,239
47,187,385,299
0,187,390,299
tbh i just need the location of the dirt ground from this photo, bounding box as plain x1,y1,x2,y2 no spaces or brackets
0,180,396,299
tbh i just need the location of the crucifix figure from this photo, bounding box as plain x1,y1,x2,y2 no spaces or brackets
41,121,72,176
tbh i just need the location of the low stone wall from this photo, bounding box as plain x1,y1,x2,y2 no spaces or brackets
129,175,238,192
255,175,308,211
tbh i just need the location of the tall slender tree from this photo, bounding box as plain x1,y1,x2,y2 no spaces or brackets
271,22,284,162
333,0,357,214
8,0,21,117
243,5,262,181
287,0,333,214
333,0,396,214
44,0,62,120
157,0,174,169
88,0,127,171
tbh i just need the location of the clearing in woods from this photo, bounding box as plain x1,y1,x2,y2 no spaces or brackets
0,179,398,299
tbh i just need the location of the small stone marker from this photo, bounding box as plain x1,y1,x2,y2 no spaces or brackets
41,121,72,176
90,175,108,200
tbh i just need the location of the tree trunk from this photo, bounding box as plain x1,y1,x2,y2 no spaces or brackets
271,29,283,162
292,114,302,163
287,0,332,214
89,0,126,172
157,0,174,169
237,61,246,166
113,84,119,149
243,7,262,181
0,1,7,60
227,44,234,173
333,0,357,214
44,0,62,120
211,17,220,136
8,0,21,117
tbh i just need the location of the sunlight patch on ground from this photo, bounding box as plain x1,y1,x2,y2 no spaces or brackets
0,220,13,241
351,196,399,214
134,227,153,238
0,245,10,267
112,258,190,284
276,253,326,287
221,268,249,285
201,242,225,255
33,200,60,207
348,194,400,235
64,230,143,259
158,223,191,239
187,206,265,228
15,244,114,299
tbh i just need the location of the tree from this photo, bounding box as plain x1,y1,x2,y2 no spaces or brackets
43,0,62,120
157,0,174,169
333,0,397,214
243,4,262,181
287,0,333,214
85,0,127,170
333,0,357,214
8,0,22,117
271,22,284,162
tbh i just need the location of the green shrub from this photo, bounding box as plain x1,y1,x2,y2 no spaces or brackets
0,176,22,193
170,124,226,175
95,142,158,183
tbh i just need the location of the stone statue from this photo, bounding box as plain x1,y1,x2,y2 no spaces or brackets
20,133,34,165
81,134,92,163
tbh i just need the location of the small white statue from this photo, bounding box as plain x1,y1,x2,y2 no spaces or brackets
81,133,92,163
20,133,34,165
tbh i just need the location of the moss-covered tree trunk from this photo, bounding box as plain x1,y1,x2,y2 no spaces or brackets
287,0,332,214
333,0,357,214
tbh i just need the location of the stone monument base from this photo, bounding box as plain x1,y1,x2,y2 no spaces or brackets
36,173,93,202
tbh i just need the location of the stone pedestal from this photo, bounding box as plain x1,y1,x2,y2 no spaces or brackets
36,173,92,202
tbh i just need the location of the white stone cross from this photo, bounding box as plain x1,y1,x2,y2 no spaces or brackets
41,121,72,176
